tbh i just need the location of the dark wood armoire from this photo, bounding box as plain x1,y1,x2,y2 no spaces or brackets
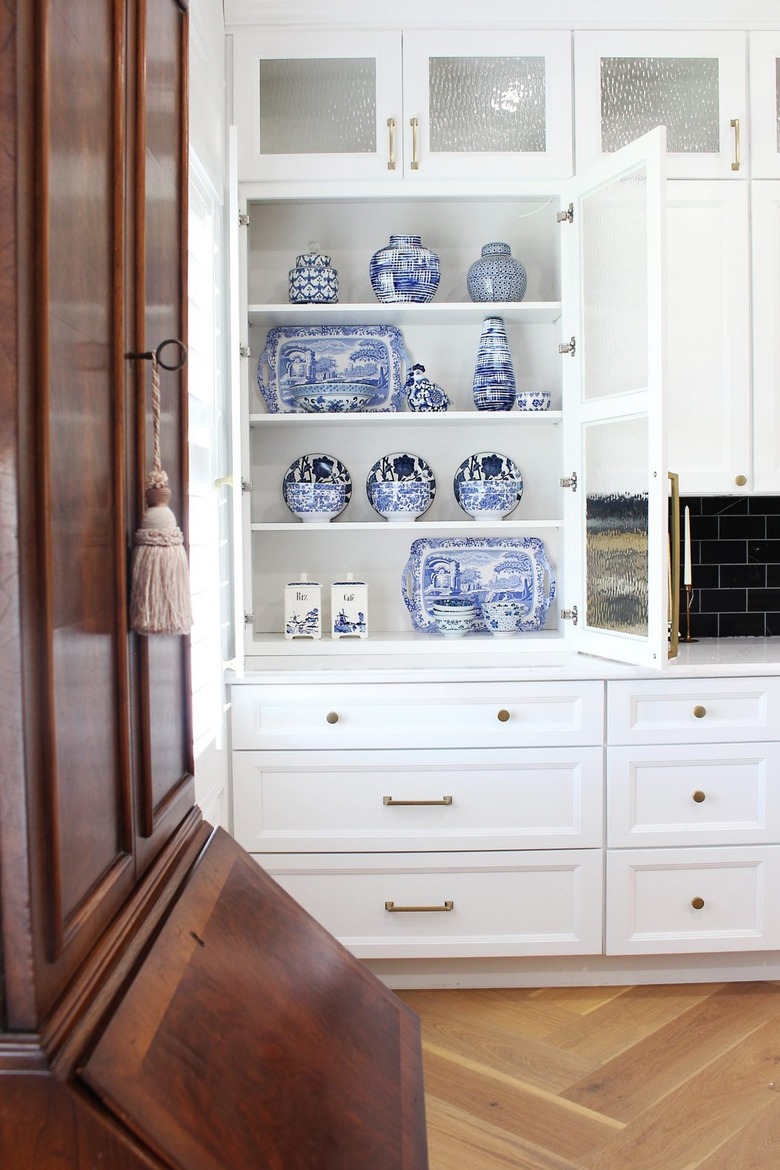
0,2,428,1166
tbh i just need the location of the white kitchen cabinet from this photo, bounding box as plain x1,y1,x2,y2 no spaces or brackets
231,28,572,183
665,181,751,495
749,32,780,178
750,181,780,492
606,676,780,956
574,31,748,179
237,130,669,672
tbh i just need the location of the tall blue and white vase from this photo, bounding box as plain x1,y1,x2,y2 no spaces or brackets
467,242,527,303
472,316,516,411
369,234,440,303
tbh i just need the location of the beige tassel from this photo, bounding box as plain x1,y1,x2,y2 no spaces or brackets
130,354,193,635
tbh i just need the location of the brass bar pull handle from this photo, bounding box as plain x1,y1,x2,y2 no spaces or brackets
693,705,707,719
731,118,741,171
326,711,339,724
387,117,396,171
383,796,453,806
691,896,705,910
410,116,420,170
692,790,706,803
385,900,454,913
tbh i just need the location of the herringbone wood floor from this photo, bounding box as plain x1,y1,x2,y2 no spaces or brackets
397,982,780,1170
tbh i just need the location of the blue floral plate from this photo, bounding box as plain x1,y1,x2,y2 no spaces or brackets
257,325,409,413
282,452,352,518
401,536,556,633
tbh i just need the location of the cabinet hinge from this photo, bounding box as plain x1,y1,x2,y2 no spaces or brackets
238,212,250,227
241,478,253,493
560,605,579,626
239,344,251,359
559,336,576,357
560,472,578,492
244,612,256,625
557,202,574,224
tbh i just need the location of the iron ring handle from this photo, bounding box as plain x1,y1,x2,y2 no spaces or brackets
126,338,188,372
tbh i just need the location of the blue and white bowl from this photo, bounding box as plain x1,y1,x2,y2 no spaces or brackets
370,480,432,522
457,479,521,521
516,390,552,412
285,481,347,524
481,598,528,637
432,596,477,638
288,381,374,413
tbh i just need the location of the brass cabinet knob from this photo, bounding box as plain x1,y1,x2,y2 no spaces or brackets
325,711,339,724
497,708,511,722
693,704,707,719
735,474,747,486
692,790,706,803
691,896,705,910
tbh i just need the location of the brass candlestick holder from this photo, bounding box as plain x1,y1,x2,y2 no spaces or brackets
682,583,698,643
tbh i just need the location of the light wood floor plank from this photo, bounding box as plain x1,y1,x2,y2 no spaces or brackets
424,1095,588,1170
562,981,780,1121
691,1094,780,1169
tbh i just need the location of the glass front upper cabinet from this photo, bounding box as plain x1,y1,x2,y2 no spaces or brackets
749,33,780,178
574,32,747,179
230,28,572,183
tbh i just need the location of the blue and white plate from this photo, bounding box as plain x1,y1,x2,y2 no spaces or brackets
257,325,409,413
366,452,436,496
282,452,352,518
454,451,523,520
453,451,523,493
401,536,555,633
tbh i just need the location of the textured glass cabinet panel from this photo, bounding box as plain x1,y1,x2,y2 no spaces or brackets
600,57,720,154
258,59,376,154
585,417,649,637
581,167,648,401
428,56,546,153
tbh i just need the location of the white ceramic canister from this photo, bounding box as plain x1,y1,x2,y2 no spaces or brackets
331,572,368,639
284,572,322,639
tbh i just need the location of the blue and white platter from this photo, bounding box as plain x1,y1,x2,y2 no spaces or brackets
282,452,352,515
401,537,556,634
257,325,409,413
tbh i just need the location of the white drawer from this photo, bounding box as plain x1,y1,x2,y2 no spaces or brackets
607,677,780,745
606,846,780,954
255,850,603,959
232,746,604,853
607,743,780,847
230,680,604,751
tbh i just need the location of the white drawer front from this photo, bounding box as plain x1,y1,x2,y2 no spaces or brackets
607,677,780,745
230,680,604,750
606,846,780,954
232,747,604,853
607,743,780,847
256,850,603,959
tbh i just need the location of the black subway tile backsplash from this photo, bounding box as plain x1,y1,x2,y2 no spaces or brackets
679,496,780,639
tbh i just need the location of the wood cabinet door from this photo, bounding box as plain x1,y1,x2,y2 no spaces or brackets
9,0,192,1021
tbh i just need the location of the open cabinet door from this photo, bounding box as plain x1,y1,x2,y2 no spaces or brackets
561,127,671,669
227,127,247,676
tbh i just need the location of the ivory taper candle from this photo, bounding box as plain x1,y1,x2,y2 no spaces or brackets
684,506,692,586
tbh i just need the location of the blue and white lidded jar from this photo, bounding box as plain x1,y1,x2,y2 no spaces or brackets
369,234,440,304
467,242,527,303
288,246,339,304
284,572,322,640
472,316,517,411
331,573,368,640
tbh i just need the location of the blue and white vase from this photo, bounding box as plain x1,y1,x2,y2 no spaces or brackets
472,317,516,411
369,234,440,304
467,242,527,303
288,248,339,304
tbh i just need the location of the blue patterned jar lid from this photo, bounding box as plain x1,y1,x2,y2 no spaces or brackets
481,242,512,255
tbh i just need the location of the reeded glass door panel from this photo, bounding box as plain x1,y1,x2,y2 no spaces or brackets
581,166,648,400
428,56,546,153
585,417,649,637
601,57,720,154
258,58,376,155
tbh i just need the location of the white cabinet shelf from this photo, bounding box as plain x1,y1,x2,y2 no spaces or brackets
247,301,562,328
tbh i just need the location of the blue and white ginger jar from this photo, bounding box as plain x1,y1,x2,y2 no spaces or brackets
369,234,440,304
288,248,339,304
472,316,516,411
467,242,527,303
404,363,451,412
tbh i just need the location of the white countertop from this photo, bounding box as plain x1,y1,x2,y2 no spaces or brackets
228,638,780,686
